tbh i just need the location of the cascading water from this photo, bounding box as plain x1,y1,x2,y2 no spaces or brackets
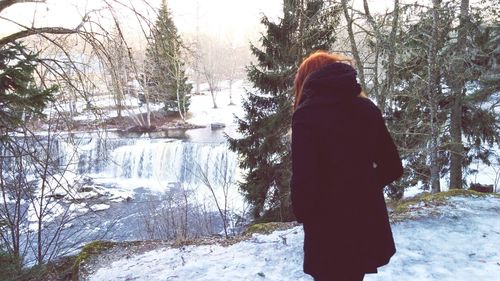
106,139,237,186
4,132,244,258
56,134,239,191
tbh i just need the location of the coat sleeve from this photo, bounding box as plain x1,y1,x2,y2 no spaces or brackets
290,114,320,223
374,110,404,189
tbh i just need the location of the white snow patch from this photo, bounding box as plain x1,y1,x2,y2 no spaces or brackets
88,196,500,281
27,201,66,231
187,80,247,139
89,204,111,212
69,203,87,213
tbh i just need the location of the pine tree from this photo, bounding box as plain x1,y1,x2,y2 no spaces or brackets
457,10,499,183
144,0,191,119
228,0,339,221
388,2,455,194
0,42,55,134
0,42,55,268
448,0,469,190
386,1,499,196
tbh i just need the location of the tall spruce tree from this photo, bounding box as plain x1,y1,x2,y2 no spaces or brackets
456,8,499,184
228,0,339,221
386,1,499,196
448,0,469,190
144,0,191,119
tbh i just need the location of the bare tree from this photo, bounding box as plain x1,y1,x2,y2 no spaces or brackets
0,124,104,266
357,0,400,114
199,34,229,109
0,0,167,268
340,0,367,90
140,184,193,240
192,154,237,239
222,43,249,106
101,29,130,118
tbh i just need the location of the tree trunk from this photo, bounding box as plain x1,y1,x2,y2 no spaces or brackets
449,0,469,189
385,0,399,113
174,62,185,120
228,79,235,105
362,0,381,105
210,89,218,109
297,0,305,59
341,0,367,90
428,0,442,193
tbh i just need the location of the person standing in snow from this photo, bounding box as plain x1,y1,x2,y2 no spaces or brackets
291,51,403,281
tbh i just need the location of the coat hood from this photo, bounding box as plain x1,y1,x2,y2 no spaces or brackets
298,62,362,110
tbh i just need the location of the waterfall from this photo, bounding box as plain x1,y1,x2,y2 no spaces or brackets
56,135,239,189
108,139,237,184
3,133,243,256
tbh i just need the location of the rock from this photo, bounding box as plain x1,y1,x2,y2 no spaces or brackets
69,203,87,212
210,122,226,130
82,176,94,185
90,204,111,212
126,125,157,133
78,190,102,200
160,121,204,130
49,193,66,200
470,183,494,193
78,186,95,193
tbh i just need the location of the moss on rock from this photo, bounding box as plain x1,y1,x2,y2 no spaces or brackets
72,241,117,280
388,189,499,222
244,222,296,236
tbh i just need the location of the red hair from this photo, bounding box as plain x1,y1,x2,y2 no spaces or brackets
294,51,361,110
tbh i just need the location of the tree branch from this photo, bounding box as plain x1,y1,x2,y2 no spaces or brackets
0,0,46,14
0,26,79,47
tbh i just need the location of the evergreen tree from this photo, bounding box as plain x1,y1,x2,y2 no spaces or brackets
144,0,191,119
228,0,340,221
0,42,55,134
0,42,55,268
457,11,499,183
386,1,499,196
447,0,469,190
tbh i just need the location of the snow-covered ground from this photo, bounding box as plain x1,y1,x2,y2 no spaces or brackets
51,79,247,132
187,80,247,139
188,81,245,125
87,196,500,281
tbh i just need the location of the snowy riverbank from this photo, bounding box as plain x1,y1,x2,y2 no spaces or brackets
86,194,500,281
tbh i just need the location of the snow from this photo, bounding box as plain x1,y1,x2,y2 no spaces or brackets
27,201,66,231
69,202,87,212
47,90,163,122
187,80,247,139
88,196,500,281
89,204,111,212
48,78,247,129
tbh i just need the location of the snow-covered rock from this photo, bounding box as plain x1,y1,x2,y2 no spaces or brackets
89,204,111,212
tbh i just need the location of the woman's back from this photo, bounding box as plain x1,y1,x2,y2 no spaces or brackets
291,54,403,280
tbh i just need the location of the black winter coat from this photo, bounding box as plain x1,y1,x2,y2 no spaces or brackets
291,63,403,277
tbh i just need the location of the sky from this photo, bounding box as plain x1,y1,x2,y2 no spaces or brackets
0,0,283,44
0,0,395,44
